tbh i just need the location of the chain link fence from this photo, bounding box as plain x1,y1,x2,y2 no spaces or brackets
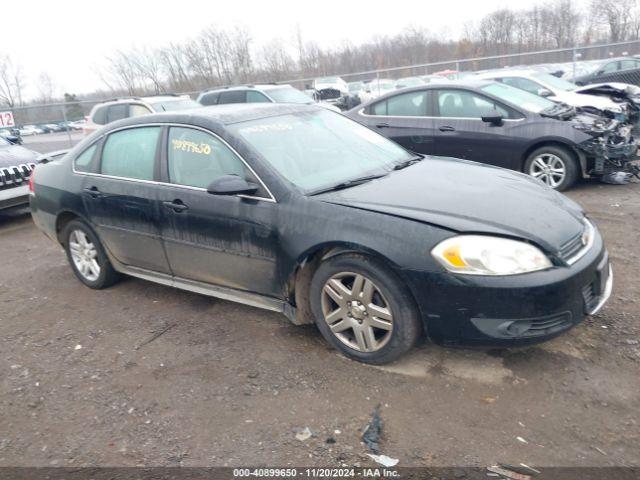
5,39,640,140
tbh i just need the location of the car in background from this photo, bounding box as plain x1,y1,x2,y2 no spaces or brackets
83,94,200,136
475,69,630,120
0,128,22,144
312,76,349,105
30,104,611,363
348,81,365,95
197,84,341,112
346,80,637,191
395,76,426,89
0,136,38,212
571,57,640,86
68,120,86,131
358,79,397,103
19,125,43,136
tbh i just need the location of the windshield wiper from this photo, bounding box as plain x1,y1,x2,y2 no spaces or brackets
309,173,388,195
393,154,424,170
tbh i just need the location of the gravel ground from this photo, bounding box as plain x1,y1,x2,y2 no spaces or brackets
1,138,639,468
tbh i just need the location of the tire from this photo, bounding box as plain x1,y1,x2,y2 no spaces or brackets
309,253,422,364
62,219,120,289
524,145,579,191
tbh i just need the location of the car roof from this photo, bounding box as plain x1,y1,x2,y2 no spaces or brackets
106,103,321,130
475,69,544,78
200,84,290,95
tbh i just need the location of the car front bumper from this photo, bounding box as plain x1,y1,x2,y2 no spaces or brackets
403,235,611,347
0,185,29,211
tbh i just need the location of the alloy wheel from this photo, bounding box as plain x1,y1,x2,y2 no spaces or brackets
320,272,393,353
529,153,566,188
69,229,101,282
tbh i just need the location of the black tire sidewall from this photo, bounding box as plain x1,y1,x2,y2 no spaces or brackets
525,146,578,191
310,253,422,364
63,219,114,289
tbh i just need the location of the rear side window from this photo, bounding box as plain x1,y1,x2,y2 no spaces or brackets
92,106,108,125
168,127,248,189
370,91,427,116
436,89,512,119
74,144,99,173
101,127,161,181
246,91,270,103
200,92,220,106
218,91,246,104
106,104,128,123
500,77,541,95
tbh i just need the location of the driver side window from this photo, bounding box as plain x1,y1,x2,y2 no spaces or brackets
168,127,248,189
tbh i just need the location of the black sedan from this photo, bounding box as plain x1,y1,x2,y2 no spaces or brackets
30,104,612,364
346,80,637,190
572,57,640,86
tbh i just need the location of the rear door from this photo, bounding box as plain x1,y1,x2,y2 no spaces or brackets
156,126,280,296
431,88,523,169
359,90,437,154
80,125,170,273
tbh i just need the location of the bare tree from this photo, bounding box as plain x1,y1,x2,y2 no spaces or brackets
37,72,56,102
0,54,25,107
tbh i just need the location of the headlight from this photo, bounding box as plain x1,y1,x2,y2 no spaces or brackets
431,236,552,275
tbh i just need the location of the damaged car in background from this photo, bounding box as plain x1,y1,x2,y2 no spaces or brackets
0,136,39,213
347,80,639,190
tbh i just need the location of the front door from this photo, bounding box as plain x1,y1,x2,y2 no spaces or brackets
156,126,280,297
431,88,522,169
81,126,170,274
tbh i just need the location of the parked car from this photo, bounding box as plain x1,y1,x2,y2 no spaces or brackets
68,120,86,131
571,57,640,86
19,125,42,136
30,104,611,363
0,136,38,212
83,94,200,136
346,80,638,190
0,128,22,144
312,76,349,104
474,69,631,121
358,79,397,103
197,84,341,112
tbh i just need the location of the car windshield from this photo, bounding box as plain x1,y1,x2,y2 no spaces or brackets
348,82,363,93
267,87,313,104
480,82,555,113
150,99,200,112
532,72,576,92
231,109,414,193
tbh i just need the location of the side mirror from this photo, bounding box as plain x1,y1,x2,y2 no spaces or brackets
206,174,258,196
5,135,22,145
538,88,553,98
481,110,504,126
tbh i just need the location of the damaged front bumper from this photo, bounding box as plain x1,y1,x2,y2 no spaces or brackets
575,119,639,176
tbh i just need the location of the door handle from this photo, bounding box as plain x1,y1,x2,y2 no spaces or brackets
163,200,189,213
83,186,102,198
375,123,390,128
438,125,455,132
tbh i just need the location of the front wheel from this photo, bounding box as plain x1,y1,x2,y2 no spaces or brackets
309,253,422,364
524,146,579,191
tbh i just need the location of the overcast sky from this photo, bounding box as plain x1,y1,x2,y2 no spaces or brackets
5,0,537,98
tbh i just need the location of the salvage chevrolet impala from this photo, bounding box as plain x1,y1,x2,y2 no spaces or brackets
30,104,612,364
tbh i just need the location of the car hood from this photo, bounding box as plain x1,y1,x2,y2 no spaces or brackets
317,157,585,252
0,145,39,168
552,90,621,112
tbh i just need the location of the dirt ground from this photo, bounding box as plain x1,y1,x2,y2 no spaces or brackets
0,140,639,468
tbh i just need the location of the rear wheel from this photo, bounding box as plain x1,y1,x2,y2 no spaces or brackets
524,146,579,191
62,219,120,289
310,253,422,364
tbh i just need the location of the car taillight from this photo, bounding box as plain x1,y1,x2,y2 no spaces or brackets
28,166,36,193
